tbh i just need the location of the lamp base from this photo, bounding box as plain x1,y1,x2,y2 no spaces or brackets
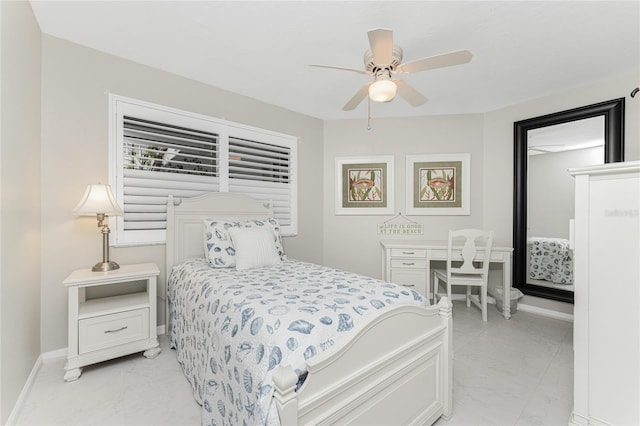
92,261,120,272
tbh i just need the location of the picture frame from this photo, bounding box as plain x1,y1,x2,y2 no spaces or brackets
335,155,394,215
406,153,470,215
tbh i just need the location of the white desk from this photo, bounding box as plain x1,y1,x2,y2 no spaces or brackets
381,240,514,319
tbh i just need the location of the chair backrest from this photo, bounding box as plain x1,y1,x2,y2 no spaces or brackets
446,229,494,277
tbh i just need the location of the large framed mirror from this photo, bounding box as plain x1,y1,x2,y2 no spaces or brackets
513,98,625,303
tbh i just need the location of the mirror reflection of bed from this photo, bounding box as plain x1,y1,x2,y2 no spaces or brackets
526,116,605,292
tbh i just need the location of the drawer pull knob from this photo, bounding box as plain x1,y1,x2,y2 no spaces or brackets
104,326,128,334
402,251,415,255
402,262,415,266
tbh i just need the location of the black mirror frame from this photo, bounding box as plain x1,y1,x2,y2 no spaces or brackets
513,98,625,303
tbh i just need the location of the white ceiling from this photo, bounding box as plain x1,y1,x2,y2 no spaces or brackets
29,1,640,120
528,116,604,155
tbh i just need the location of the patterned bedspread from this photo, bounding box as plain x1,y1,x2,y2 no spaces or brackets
168,258,425,426
527,237,573,284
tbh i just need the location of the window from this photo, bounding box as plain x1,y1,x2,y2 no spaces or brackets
109,95,297,245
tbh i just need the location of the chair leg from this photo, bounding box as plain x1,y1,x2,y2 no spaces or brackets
432,273,437,303
466,286,471,307
481,286,487,322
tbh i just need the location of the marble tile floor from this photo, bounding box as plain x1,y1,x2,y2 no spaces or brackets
14,300,573,426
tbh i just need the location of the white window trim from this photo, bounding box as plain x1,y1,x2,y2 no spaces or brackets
109,94,298,246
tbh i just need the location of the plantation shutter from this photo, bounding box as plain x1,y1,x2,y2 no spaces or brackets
228,134,295,229
110,95,297,246
120,116,220,244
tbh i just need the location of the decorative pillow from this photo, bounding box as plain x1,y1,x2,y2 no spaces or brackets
203,219,241,267
203,217,285,268
228,227,281,271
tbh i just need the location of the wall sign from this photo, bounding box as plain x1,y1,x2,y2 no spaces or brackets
377,222,424,236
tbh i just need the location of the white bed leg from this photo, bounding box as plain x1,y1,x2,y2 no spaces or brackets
273,363,299,426
438,297,453,420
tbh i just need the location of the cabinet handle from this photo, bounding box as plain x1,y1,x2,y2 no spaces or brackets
402,284,415,287
402,262,415,266
402,251,415,255
104,326,128,334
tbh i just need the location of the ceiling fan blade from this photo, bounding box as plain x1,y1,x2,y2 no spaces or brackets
342,84,371,111
397,50,472,74
367,28,393,65
395,79,428,107
309,64,369,75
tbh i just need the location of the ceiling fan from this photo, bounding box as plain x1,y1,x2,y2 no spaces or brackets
310,28,473,111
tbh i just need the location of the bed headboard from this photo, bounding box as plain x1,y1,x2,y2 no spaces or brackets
166,192,274,272
165,192,273,330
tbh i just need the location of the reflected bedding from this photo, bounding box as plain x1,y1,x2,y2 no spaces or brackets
527,237,573,284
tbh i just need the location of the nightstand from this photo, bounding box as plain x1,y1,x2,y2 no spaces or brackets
63,263,161,381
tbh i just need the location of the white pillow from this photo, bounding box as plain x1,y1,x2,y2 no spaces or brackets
228,227,282,271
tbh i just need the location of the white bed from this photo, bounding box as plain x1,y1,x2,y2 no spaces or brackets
165,192,452,425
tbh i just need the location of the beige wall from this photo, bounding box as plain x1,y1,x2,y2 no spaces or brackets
483,72,639,313
40,35,324,352
322,73,639,315
323,114,486,278
0,2,42,423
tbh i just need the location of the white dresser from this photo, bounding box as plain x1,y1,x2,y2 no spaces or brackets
569,161,640,426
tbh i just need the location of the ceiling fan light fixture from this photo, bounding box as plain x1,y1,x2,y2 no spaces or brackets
369,79,397,103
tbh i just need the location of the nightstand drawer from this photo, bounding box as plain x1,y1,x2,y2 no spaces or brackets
391,258,427,269
79,308,149,354
390,248,426,258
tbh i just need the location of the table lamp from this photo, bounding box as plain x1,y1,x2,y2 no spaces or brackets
73,184,123,272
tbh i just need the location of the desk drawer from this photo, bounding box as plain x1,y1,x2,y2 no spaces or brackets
391,258,427,269
390,248,426,258
79,308,149,354
390,269,427,298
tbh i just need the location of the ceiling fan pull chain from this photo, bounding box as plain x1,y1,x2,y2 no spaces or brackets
367,96,373,130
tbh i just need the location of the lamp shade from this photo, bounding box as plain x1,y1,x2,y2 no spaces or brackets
73,184,123,216
368,79,397,103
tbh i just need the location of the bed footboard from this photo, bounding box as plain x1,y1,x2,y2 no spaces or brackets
273,297,453,425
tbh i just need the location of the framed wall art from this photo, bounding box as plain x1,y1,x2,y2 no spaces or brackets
335,155,394,215
406,153,470,215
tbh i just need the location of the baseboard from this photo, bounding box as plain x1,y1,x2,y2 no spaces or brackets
445,294,573,322
5,355,43,426
568,411,589,426
42,347,67,363
517,303,574,322
7,324,168,424
439,293,495,304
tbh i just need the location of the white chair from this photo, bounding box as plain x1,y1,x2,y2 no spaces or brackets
433,229,493,321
